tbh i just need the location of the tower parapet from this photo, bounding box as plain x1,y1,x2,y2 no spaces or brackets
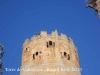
20,30,81,75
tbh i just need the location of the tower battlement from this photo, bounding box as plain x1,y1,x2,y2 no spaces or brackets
23,30,77,50
20,30,81,75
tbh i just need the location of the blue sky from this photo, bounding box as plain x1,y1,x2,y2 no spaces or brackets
0,0,100,75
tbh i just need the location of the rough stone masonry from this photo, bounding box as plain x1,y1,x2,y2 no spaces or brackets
20,30,81,75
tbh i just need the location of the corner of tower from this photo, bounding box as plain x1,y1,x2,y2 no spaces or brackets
68,37,77,50
22,39,30,49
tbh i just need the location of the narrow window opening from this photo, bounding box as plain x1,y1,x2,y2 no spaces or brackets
26,48,27,50
33,54,35,59
68,54,70,60
36,52,38,56
26,48,30,51
64,52,67,56
47,42,48,48
49,41,52,45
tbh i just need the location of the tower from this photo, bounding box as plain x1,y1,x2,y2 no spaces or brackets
20,30,81,75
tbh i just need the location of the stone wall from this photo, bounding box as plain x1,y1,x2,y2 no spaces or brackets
20,30,81,75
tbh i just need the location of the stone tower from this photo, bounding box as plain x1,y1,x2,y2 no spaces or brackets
20,30,81,75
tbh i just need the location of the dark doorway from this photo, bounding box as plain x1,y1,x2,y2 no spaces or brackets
33,54,35,59
36,52,38,56
64,52,67,56
49,41,52,45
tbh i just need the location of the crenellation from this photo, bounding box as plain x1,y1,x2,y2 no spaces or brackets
60,33,68,42
51,30,58,38
40,31,47,38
